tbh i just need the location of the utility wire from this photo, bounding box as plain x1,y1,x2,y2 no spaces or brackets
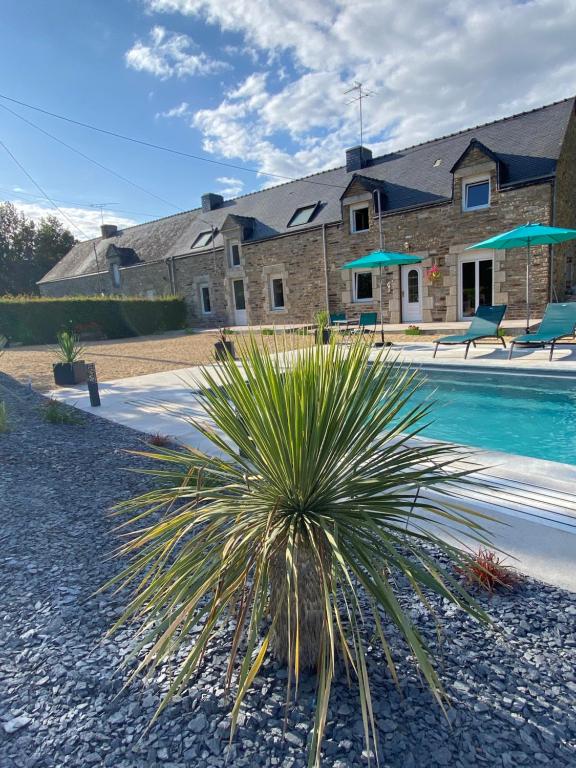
0,92,349,190
0,101,183,212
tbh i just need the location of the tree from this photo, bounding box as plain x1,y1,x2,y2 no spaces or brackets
107,338,491,767
0,203,75,295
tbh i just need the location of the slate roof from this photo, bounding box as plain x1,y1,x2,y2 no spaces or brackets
39,97,575,284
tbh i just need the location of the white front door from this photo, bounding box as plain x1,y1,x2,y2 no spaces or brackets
232,278,247,325
401,265,422,323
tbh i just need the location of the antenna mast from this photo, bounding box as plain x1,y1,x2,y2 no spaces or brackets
344,81,374,146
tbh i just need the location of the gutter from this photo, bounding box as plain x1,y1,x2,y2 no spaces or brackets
322,224,329,312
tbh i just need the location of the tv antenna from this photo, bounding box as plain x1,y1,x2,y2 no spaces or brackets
89,202,118,225
344,82,375,146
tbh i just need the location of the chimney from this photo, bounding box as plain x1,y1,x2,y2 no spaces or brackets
201,193,224,212
345,145,373,173
100,224,118,239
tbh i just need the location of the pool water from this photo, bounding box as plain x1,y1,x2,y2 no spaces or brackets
402,368,576,466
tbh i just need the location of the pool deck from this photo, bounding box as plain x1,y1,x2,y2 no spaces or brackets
51,345,576,592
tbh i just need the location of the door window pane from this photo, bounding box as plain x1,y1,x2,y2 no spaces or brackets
271,278,285,309
355,271,372,301
461,261,476,317
407,269,419,303
200,285,211,314
478,259,493,306
233,279,246,310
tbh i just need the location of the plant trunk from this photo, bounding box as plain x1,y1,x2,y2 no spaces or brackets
269,544,325,670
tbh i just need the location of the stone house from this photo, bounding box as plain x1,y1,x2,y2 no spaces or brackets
38,97,576,327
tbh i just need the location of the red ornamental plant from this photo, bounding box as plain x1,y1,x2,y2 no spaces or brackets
458,548,517,594
426,264,441,283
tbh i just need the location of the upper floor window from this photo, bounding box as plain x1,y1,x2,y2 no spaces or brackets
192,229,215,249
228,239,241,267
353,270,373,302
270,276,285,310
350,204,369,233
463,177,490,211
287,203,319,227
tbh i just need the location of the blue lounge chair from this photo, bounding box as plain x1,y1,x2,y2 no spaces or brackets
508,303,576,361
433,305,507,359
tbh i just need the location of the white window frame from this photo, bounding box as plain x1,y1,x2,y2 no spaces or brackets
458,251,495,319
269,275,286,311
462,175,490,212
198,282,212,315
227,239,241,267
352,270,373,303
349,203,370,234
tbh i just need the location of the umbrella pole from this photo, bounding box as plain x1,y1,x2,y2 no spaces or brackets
526,239,531,334
379,265,385,345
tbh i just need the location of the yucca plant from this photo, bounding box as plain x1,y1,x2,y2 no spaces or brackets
106,338,493,766
55,330,85,363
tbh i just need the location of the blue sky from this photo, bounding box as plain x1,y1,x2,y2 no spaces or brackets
1,0,575,238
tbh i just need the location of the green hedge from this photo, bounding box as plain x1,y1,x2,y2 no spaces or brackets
0,295,187,345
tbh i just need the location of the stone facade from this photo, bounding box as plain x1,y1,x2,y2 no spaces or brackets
39,105,576,327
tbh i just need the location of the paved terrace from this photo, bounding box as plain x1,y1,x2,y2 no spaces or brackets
51,344,576,592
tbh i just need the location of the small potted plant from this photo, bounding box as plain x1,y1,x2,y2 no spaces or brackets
53,331,87,386
214,327,235,361
315,311,331,345
426,264,441,284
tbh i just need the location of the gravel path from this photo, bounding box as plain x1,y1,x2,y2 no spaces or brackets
1,373,575,768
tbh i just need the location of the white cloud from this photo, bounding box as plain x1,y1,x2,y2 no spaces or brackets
143,0,576,180
125,25,229,79
216,176,244,197
156,101,191,119
11,201,138,240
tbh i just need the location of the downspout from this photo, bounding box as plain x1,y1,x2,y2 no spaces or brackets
166,257,174,294
550,179,557,302
171,257,178,295
322,224,329,312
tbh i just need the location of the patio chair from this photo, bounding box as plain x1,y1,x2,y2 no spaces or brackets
433,304,507,359
349,312,378,336
508,303,576,361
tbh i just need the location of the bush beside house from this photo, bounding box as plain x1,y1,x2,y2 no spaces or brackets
0,295,187,345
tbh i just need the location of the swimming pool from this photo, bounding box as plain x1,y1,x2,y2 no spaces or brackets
403,367,576,466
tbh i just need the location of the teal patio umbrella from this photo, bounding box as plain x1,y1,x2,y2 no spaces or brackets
342,250,422,345
466,222,576,333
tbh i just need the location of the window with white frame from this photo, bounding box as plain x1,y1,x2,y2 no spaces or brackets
462,177,490,211
353,270,373,302
199,283,212,314
269,276,285,310
227,239,241,267
350,203,370,233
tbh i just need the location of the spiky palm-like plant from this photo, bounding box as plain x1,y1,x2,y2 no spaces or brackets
107,338,491,766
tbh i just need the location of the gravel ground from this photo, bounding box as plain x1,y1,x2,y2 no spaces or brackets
0,330,314,392
1,372,575,768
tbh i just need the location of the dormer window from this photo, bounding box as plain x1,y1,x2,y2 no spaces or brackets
227,239,241,267
350,203,369,233
192,230,215,249
463,177,490,211
287,203,319,227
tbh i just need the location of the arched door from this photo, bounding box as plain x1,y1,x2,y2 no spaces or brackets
401,265,422,322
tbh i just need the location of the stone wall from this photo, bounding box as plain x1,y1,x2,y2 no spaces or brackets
554,106,576,298
40,163,557,325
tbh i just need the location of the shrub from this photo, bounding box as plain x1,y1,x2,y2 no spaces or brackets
147,432,171,447
0,295,187,345
260,328,275,336
41,398,84,425
458,548,517,593
405,325,421,336
106,338,491,766
0,401,8,432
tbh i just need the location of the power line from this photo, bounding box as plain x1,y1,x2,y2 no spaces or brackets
0,101,183,212
0,137,105,290
0,92,349,190
0,186,163,218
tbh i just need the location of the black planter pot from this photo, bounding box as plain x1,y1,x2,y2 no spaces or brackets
53,361,88,386
214,340,235,361
316,328,331,345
